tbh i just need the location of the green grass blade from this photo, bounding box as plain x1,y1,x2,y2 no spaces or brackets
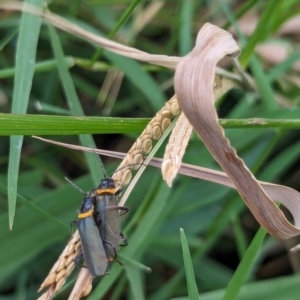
125,266,145,300
34,101,72,115
4,114,300,136
231,215,247,259
267,48,300,83
48,24,103,185
239,1,282,67
0,182,69,232
181,274,300,300
259,140,300,181
0,114,148,135
222,227,266,300
8,0,43,229
180,228,200,300
0,27,18,50
179,0,194,55
219,0,277,110
0,57,75,79
91,0,142,63
249,55,277,110
146,197,244,300
0,175,93,284
222,0,259,29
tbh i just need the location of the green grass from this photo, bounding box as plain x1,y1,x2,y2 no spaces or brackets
1,0,300,299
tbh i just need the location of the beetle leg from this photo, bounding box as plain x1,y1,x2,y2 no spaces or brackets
118,206,129,216
74,253,87,269
103,240,124,266
119,232,128,247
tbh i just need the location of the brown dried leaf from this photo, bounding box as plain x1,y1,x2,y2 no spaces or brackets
174,23,300,239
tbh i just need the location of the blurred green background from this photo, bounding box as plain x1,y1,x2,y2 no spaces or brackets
1,0,300,299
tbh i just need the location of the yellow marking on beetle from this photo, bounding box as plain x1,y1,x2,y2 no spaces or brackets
96,188,118,194
78,209,93,219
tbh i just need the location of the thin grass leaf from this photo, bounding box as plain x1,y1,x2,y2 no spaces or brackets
249,55,277,110
222,0,259,30
0,113,148,135
180,228,200,300
0,27,18,50
48,24,103,186
179,0,194,55
185,274,300,300
109,277,126,300
0,182,69,231
125,266,145,300
219,0,277,110
119,254,151,273
259,140,300,181
34,101,72,115
222,227,266,300
91,0,142,63
238,1,283,67
231,215,247,259
5,113,300,137
0,175,93,284
0,57,74,79
267,48,300,82
8,0,43,229
149,197,245,300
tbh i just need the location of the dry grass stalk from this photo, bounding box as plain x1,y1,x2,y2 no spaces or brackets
37,96,180,299
161,75,238,187
68,269,93,300
162,112,193,187
112,95,180,187
97,70,124,114
38,231,81,299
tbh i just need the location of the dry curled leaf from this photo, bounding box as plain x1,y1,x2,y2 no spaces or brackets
174,23,300,239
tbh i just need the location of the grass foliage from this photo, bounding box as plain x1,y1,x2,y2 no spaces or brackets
1,0,300,299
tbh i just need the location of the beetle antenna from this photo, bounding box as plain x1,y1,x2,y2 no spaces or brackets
65,177,86,195
89,146,107,178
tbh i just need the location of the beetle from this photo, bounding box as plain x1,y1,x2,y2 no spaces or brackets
73,194,108,277
67,158,133,273
94,177,129,265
